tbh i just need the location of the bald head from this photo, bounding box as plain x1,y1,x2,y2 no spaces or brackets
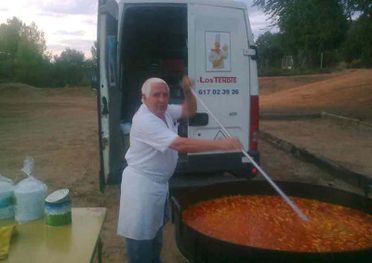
141,78,169,101
141,77,170,117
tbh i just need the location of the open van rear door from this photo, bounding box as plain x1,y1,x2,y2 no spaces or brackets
97,0,119,191
188,3,251,155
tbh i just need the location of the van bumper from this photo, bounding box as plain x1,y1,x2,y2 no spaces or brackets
175,151,260,174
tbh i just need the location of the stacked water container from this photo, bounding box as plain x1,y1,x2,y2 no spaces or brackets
0,175,14,219
14,157,47,223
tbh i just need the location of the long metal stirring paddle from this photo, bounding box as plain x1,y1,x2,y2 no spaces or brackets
190,88,309,221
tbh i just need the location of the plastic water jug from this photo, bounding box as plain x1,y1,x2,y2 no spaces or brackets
14,177,47,223
0,175,14,219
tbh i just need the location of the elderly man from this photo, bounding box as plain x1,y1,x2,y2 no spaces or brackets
117,76,240,263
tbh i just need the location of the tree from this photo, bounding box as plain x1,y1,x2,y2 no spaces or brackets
53,48,85,86
56,48,85,64
0,17,23,59
0,17,95,86
0,17,49,84
341,0,372,66
0,17,23,81
90,41,98,64
254,0,371,22
256,32,285,74
254,0,348,68
14,22,48,85
86,41,98,87
342,15,372,66
339,0,372,19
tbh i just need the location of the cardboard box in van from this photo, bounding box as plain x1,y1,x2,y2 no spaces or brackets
97,0,259,190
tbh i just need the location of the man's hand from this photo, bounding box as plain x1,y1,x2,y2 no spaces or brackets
180,75,194,94
170,136,242,153
180,75,197,119
220,137,241,151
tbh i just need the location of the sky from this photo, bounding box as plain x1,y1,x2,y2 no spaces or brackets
0,0,275,59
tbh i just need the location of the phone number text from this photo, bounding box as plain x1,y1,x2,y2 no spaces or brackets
198,89,239,95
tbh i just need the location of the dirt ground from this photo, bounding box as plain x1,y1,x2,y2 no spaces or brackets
0,69,371,262
259,68,372,184
259,71,345,95
261,118,372,177
260,69,372,122
0,83,183,262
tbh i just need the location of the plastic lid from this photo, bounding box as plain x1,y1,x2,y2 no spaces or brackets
0,181,14,192
15,177,46,193
46,188,70,203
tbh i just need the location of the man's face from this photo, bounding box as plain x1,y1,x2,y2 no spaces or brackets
143,82,169,117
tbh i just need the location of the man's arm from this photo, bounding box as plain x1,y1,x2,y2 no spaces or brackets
170,136,241,153
180,76,197,119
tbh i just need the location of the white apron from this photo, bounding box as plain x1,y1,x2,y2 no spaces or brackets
117,104,181,240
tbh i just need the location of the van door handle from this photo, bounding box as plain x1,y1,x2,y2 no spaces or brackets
189,113,209,126
101,96,109,115
243,46,258,60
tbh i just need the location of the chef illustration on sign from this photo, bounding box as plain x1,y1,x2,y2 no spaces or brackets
208,33,229,70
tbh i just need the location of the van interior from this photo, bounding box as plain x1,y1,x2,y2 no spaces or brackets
120,4,188,128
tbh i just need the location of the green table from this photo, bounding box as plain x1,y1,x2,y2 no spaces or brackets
0,207,106,262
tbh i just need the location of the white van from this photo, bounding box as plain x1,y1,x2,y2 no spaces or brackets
97,0,259,190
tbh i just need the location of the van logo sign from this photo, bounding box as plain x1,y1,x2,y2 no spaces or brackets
206,32,231,71
199,76,237,84
214,130,226,140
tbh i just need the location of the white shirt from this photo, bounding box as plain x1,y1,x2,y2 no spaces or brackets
117,104,182,240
